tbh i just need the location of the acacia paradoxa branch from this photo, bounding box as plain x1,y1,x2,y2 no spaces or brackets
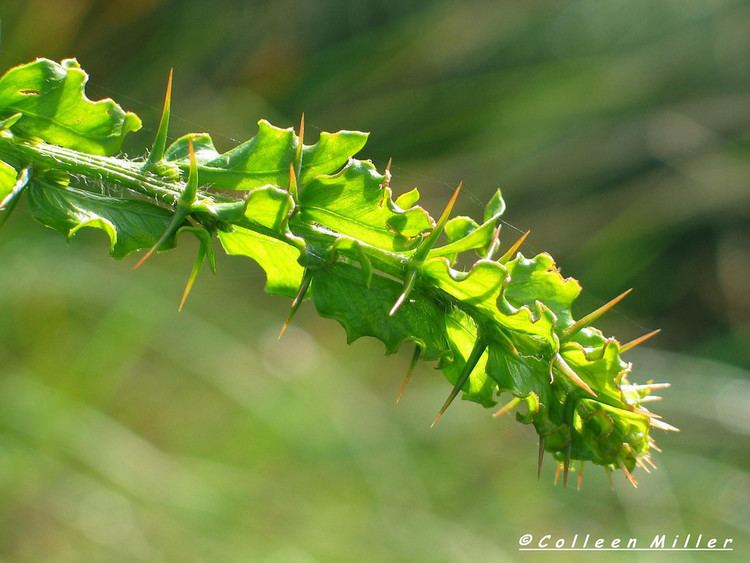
0,58,674,488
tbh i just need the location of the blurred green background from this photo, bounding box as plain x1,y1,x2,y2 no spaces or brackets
1,0,749,561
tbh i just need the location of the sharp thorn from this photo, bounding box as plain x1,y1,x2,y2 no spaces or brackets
389,270,417,316
492,396,521,417
619,461,638,488
132,214,185,270
298,113,305,150
577,460,584,491
648,438,663,453
627,382,671,392
621,329,661,353
635,457,651,474
413,182,462,262
396,345,421,404
537,438,545,480
136,137,198,270
144,68,173,168
295,113,305,179
133,246,158,271
498,230,530,263
178,236,208,312
554,463,562,487
389,291,408,317
650,418,680,432
639,395,663,403
182,138,199,200
278,270,312,339
563,288,633,338
436,182,462,228
554,354,596,396
431,338,487,427
644,456,658,469
288,162,299,201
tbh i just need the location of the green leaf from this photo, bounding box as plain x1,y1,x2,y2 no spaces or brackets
484,189,506,222
0,59,141,155
299,160,433,251
428,216,496,260
486,343,549,399
428,190,504,261
560,338,628,407
165,123,367,190
444,216,478,243
0,160,15,202
218,226,304,297
441,308,497,407
421,258,558,350
394,187,420,209
312,261,451,360
504,252,581,327
27,180,176,258
243,186,294,231
300,130,368,184
165,125,288,191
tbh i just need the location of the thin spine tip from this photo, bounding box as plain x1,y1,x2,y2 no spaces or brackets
621,329,661,353
165,67,174,103
388,292,407,317
279,271,312,339
178,240,208,312
295,113,305,169
563,288,634,338
441,181,462,222
537,438,545,480
577,460,584,492
498,230,530,262
187,137,196,163
650,418,680,432
395,345,421,404
619,461,638,488
554,354,596,397
389,270,417,316
278,319,291,340
132,247,156,271
432,338,487,426
492,396,520,417
144,67,174,168
429,412,443,428
635,457,651,474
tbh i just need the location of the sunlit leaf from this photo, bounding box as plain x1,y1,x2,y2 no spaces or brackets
0,58,141,155
218,226,303,296
27,180,175,258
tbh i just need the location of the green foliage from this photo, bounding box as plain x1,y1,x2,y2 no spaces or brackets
0,58,672,486
0,58,141,155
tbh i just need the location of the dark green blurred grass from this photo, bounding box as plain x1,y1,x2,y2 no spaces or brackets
0,1,749,561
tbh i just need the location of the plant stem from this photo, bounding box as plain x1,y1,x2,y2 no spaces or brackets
0,132,410,280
